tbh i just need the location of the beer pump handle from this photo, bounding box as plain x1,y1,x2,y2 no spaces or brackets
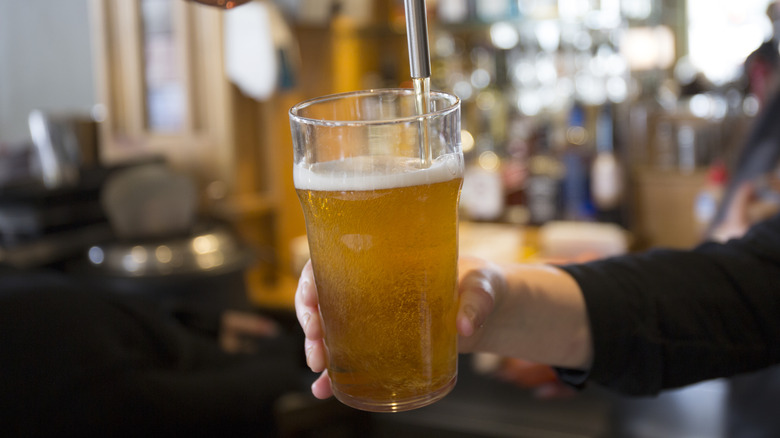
404,0,431,79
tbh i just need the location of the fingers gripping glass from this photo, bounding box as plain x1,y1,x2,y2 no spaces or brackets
290,89,463,412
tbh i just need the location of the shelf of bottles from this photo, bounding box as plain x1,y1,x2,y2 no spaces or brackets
426,0,655,226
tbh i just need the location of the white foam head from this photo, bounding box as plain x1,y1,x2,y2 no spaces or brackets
294,154,463,191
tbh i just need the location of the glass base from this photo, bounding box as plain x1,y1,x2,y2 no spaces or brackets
332,374,457,413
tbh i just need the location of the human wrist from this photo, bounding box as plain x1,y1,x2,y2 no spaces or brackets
498,263,593,369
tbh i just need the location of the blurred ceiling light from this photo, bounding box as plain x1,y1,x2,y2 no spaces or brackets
674,56,699,86
606,76,628,103
518,91,542,116
743,94,761,117
438,0,468,23
535,57,558,84
575,72,607,105
461,129,475,153
588,0,622,29
725,88,744,110
91,104,107,123
567,126,587,145
606,52,628,76
573,30,593,51
687,0,773,85
156,245,173,263
131,246,148,264
621,0,653,20
88,246,105,265
689,94,713,118
620,26,675,71
513,61,537,87
123,255,140,273
490,22,520,50
478,151,501,172
535,20,561,53
712,97,729,119
193,234,218,254
589,54,608,77
594,44,617,74
471,68,491,89
453,80,473,100
558,0,590,21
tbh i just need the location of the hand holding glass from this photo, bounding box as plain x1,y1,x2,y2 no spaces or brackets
289,89,463,412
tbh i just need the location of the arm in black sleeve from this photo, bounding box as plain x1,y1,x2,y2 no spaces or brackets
559,213,780,396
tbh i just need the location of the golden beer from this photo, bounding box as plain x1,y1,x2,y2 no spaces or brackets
295,155,462,411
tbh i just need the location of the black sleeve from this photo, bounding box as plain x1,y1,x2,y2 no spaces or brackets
559,213,780,396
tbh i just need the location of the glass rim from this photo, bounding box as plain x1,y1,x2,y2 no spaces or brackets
288,88,460,127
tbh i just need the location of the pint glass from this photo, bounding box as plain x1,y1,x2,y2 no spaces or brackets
289,89,463,412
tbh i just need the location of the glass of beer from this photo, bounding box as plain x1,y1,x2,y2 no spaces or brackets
289,89,463,412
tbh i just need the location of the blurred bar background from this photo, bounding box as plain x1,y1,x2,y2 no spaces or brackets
2,0,779,436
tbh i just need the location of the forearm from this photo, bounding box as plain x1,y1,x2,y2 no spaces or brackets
464,263,593,369
562,213,780,395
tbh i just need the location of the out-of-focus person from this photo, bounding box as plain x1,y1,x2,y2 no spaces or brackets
706,4,780,434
